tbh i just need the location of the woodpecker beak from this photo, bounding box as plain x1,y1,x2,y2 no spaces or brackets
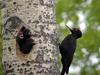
19,34,24,39
65,25,73,33
17,32,24,39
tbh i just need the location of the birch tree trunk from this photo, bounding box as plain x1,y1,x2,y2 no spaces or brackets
1,0,60,75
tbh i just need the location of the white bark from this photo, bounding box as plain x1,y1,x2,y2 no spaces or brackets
2,0,60,75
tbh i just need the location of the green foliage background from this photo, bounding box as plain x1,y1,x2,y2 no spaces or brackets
0,0,100,75
56,0,100,75
0,10,2,75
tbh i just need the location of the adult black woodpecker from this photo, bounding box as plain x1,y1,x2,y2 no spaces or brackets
59,25,82,75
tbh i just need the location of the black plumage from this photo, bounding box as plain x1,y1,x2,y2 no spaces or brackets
16,26,35,54
59,26,82,75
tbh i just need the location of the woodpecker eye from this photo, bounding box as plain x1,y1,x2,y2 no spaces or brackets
73,28,78,31
20,26,25,31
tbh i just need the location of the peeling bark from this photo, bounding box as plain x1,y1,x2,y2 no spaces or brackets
2,0,60,75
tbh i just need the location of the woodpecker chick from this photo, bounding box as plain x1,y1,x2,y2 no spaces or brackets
16,26,35,54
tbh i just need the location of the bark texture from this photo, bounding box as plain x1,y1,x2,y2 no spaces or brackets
2,0,60,75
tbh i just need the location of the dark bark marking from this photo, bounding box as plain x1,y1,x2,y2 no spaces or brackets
0,1,6,9
13,2,17,5
39,0,54,7
6,68,14,74
8,47,11,51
